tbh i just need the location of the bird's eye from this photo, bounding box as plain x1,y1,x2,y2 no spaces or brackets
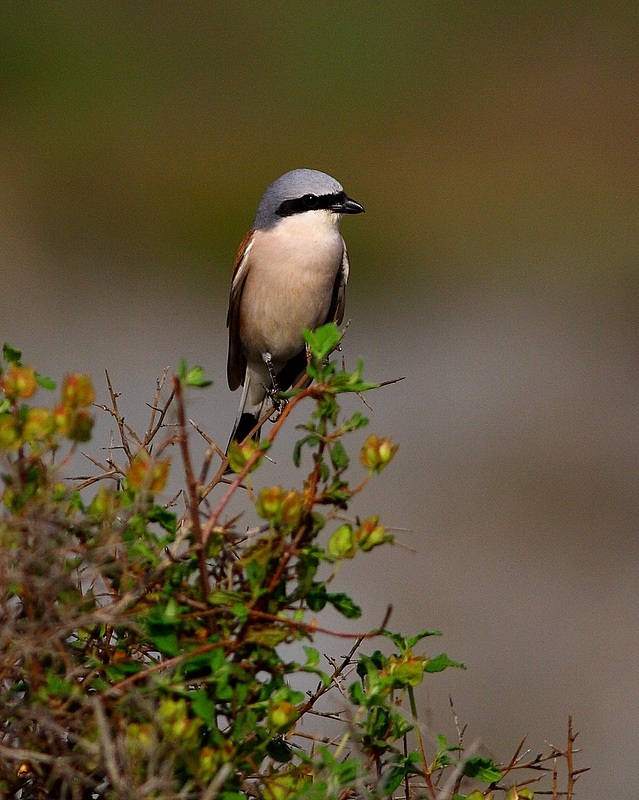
302,193,319,209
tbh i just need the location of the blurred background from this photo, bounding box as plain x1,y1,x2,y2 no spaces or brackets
2,2,638,796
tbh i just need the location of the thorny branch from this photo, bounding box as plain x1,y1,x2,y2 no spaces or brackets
33,353,586,800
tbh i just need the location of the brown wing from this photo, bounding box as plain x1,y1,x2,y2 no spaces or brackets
226,230,255,390
326,238,350,326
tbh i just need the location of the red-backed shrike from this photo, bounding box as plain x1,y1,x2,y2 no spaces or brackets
226,168,364,450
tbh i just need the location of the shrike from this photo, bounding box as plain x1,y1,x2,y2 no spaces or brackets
226,168,364,450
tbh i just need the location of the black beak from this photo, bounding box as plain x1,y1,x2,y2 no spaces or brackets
332,195,365,214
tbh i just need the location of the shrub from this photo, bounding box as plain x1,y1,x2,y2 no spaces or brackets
0,330,585,799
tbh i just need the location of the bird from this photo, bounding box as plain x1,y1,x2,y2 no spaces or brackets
226,168,364,452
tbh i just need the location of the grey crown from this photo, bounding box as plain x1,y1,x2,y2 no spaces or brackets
253,169,343,230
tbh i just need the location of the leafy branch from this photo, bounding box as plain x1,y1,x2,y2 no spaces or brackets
0,329,585,799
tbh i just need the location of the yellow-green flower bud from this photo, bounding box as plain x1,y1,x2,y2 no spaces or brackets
389,653,425,687
158,698,195,738
2,365,37,400
226,438,263,473
268,700,297,733
263,772,308,800
359,434,398,473
125,723,153,757
0,414,20,450
355,515,391,551
198,746,221,782
22,407,55,442
88,486,118,519
64,409,94,443
126,450,170,492
61,374,95,409
256,485,285,520
280,490,304,527
327,524,356,559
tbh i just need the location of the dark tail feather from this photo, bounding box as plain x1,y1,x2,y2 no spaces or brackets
276,349,309,392
225,351,309,461
226,412,261,455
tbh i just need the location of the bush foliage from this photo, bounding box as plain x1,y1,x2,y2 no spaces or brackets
0,328,584,799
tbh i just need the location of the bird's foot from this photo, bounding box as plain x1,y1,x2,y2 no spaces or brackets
262,351,279,393
262,351,287,418
267,388,287,419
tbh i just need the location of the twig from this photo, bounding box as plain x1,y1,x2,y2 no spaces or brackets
145,389,175,448
143,367,171,446
0,744,57,765
297,637,366,721
176,605,392,646
189,417,224,487
92,696,124,793
107,640,224,696
449,694,467,748
104,370,133,460
80,449,122,475
173,376,210,605
201,763,233,800
378,376,405,388
566,716,585,799
72,469,121,490
404,735,410,800
408,683,437,799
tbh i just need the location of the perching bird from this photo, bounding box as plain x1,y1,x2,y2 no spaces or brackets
226,168,364,451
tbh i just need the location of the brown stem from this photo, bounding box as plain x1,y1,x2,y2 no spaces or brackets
104,370,134,459
173,377,210,605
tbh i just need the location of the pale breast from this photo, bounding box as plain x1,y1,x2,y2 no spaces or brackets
239,219,344,367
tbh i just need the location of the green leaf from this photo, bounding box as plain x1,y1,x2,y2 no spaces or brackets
306,584,327,612
293,434,320,467
463,757,503,782
183,647,225,680
104,661,144,681
148,629,180,657
145,602,182,656
341,411,369,432
178,359,212,388
326,592,362,619
3,343,22,365
243,627,290,647
146,505,177,533
436,733,463,754
382,629,442,651
329,440,349,471
190,689,216,724
187,366,212,388
383,752,423,794
231,603,249,625
208,589,246,606
303,323,342,361
322,478,351,506
35,373,56,391
348,681,366,706
302,646,320,668
425,653,465,673
44,674,76,700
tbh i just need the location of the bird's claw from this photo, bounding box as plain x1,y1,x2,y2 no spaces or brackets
267,392,287,420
